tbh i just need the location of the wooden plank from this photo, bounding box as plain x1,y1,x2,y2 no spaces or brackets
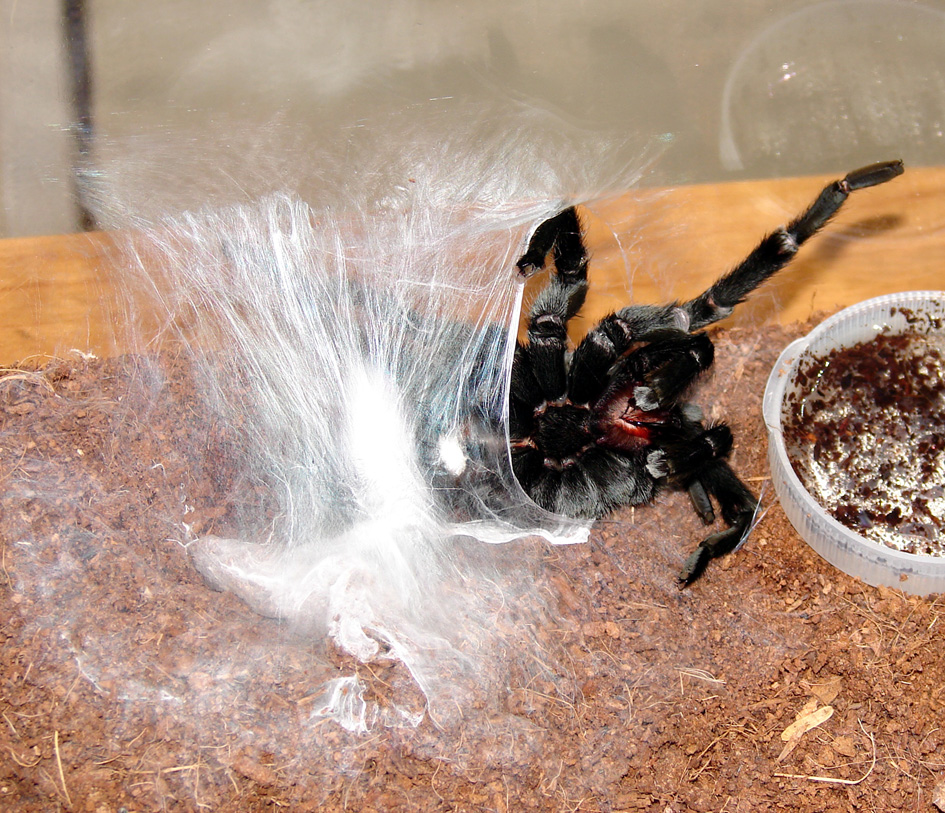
0,230,124,365
1,165,943,365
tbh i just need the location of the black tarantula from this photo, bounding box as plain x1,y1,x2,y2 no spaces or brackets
509,160,903,586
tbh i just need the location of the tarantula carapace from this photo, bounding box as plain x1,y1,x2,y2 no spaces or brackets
510,160,903,586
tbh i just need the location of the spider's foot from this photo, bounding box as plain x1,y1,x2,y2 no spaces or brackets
646,449,670,478
843,159,904,191
634,386,659,411
678,546,712,588
677,522,748,588
516,256,544,277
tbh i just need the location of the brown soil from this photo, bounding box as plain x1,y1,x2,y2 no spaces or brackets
1,321,943,812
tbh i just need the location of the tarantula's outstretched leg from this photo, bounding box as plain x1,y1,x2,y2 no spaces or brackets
683,159,903,331
513,207,590,402
678,460,758,587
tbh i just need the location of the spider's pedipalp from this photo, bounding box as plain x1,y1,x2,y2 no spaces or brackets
659,423,733,483
637,331,714,408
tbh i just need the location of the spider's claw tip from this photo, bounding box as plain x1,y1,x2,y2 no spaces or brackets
516,263,538,278
677,548,709,588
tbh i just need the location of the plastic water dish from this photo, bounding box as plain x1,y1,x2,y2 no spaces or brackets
763,291,945,596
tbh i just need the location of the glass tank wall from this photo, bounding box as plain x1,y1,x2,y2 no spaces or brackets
2,0,945,236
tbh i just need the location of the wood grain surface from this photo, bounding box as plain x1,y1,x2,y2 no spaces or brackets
1,166,942,365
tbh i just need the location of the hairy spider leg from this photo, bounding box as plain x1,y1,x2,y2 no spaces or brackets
512,207,660,516
652,417,733,517
568,306,686,404
677,460,758,587
643,405,757,588
512,207,589,403
516,206,588,280
682,159,904,331
608,337,730,526
567,160,902,406
615,330,714,411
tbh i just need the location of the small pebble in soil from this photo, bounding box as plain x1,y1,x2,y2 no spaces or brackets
783,322,945,556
